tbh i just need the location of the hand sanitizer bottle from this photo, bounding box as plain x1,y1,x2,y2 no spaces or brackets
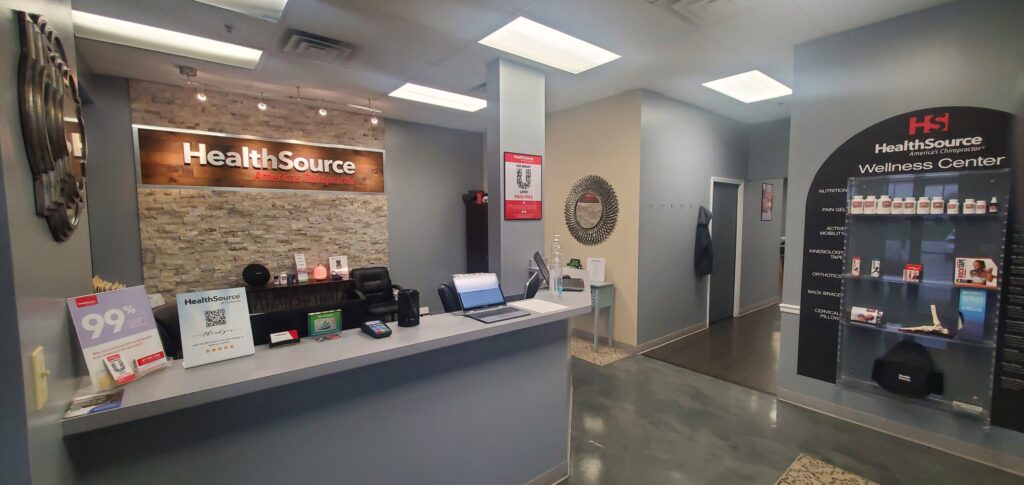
549,235,563,296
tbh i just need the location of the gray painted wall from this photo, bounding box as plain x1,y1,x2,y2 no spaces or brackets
780,0,1024,467
0,1,90,483
384,120,483,312
747,118,790,180
739,178,784,313
636,91,749,345
486,58,546,295
81,72,144,286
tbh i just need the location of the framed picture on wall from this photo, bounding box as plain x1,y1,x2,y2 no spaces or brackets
761,183,774,221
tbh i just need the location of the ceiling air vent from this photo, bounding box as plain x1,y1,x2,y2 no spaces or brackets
670,0,752,25
281,29,356,65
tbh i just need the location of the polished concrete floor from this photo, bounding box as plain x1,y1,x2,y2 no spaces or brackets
644,305,780,394
568,355,1022,484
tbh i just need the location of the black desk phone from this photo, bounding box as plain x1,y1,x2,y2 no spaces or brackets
361,320,392,339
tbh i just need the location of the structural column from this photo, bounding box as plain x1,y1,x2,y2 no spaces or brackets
485,58,546,295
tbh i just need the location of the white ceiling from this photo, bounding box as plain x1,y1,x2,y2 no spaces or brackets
73,0,952,132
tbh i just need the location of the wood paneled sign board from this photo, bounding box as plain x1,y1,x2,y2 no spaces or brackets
134,125,385,193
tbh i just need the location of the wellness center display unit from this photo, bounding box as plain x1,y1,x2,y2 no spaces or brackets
837,169,1010,421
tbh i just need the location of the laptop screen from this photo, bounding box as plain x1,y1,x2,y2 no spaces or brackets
453,273,505,310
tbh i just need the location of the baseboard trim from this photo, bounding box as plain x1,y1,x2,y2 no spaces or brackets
637,322,707,353
777,388,1024,478
526,460,569,485
737,299,780,317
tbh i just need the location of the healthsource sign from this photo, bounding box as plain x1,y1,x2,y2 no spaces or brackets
135,125,385,193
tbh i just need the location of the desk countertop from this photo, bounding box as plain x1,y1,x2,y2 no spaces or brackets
62,284,592,435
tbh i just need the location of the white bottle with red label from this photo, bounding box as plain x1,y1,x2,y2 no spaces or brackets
878,195,892,215
850,195,864,215
864,196,877,215
916,197,930,215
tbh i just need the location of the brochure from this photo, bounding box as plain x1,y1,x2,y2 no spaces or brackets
954,257,999,289
587,257,607,283
63,388,124,419
329,255,349,279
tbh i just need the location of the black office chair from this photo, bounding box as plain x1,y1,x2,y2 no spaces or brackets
524,272,542,299
438,283,461,312
350,267,403,321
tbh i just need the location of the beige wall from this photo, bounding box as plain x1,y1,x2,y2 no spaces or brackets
130,80,389,298
545,91,642,346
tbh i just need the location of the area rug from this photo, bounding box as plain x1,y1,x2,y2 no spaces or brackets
775,454,878,485
570,336,631,366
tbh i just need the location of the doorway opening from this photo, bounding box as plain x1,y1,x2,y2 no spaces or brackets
645,177,786,396
707,178,742,325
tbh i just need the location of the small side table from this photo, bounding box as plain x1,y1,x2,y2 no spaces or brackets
590,281,614,351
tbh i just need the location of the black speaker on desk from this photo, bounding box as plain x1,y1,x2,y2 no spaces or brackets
397,289,420,327
242,263,271,287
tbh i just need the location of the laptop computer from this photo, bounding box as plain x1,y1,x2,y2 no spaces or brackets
453,273,530,323
533,252,585,292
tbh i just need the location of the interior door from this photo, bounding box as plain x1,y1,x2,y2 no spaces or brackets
709,182,738,324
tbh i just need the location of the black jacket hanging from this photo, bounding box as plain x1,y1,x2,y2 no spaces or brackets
694,206,713,277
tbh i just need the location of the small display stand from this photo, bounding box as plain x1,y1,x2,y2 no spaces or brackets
837,169,1010,422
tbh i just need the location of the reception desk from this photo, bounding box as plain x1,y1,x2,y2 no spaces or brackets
62,280,591,485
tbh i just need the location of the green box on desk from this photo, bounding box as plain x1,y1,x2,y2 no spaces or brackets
308,309,342,337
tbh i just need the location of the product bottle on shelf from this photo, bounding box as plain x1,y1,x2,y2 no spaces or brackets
976,198,988,214
879,195,892,215
947,198,959,214
549,235,563,297
916,196,930,214
989,197,998,213
864,195,877,214
850,195,864,215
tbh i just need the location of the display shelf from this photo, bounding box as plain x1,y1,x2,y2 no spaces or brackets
848,213,1001,219
837,375,987,420
843,275,999,291
845,275,942,287
843,320,996,349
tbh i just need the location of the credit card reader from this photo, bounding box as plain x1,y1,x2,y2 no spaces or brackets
361,320,392,339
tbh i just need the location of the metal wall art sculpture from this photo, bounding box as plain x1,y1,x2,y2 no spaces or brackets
18,12,87,241
564,175,618,246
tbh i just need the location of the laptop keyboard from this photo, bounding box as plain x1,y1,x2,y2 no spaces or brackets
470,306,521,319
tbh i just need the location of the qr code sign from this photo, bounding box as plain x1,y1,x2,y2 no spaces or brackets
204,309,227,327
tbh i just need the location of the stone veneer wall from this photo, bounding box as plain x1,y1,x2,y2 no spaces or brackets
130,80,389,298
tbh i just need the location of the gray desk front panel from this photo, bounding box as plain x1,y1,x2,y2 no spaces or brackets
65,320,570,485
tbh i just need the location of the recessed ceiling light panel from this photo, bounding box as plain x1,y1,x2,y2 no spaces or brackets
479,16,620,74
196,0,289,22
388,83,486,112
701,70,792,103
71,10,263,69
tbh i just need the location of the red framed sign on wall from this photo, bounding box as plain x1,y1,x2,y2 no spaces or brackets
503,152,542,220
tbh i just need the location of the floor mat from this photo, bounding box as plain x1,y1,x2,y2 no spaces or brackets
570,336,631,366
775,454,878,485
643,305,780,394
